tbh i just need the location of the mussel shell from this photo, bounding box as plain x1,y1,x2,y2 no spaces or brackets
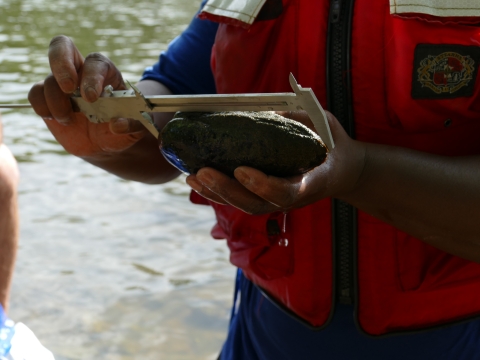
159,111,327,177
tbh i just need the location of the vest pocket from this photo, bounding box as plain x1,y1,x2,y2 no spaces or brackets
384,13,480,133
394,230,480,292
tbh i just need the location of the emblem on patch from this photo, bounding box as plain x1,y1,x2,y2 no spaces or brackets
412,44,480,99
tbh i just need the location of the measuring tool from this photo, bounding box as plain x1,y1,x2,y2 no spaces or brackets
0,73,334,150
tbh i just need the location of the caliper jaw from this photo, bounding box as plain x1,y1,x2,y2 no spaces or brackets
71,82,160,138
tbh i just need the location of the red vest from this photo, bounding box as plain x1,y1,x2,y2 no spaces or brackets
192,0,480,335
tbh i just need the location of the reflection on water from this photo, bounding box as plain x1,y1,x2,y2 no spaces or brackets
0,0,235,359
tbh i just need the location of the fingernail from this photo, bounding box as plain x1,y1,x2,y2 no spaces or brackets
84,86,98,102
110,118,129,134
56,116,71,125
42,116,54,121
58,77,75,93
235,168,251,185
187,178,203,193
198,172,214,187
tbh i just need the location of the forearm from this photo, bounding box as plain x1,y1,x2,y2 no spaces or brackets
83,80,180,184
0,144,19,312
342,142,480,261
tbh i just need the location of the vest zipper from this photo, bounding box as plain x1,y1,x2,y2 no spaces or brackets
326,0,356,305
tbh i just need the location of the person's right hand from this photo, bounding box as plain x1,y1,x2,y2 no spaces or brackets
28,35,150,159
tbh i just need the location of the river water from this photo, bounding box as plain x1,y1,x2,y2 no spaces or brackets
0,1,236,359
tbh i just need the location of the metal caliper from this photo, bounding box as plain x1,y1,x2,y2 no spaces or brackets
1,73,334,150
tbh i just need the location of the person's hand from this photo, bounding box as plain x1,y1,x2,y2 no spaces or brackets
28,35,149,159
185,111,366,215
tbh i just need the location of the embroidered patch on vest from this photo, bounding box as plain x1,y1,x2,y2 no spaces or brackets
412,44,480,99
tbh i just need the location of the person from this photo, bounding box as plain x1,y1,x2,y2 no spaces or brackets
28,0,480,358
0,114,19,315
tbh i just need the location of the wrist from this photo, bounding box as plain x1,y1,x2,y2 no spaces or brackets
331,139,368,201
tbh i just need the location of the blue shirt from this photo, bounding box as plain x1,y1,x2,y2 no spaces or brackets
142,5,480,359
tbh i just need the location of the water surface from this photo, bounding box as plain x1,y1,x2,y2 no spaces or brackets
0,1,235,359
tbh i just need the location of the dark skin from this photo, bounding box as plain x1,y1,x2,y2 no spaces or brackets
29,36,480,263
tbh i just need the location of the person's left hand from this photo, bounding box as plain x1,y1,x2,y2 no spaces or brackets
185,111,367,215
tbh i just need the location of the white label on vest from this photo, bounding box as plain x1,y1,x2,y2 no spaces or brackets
202,0,267,25
390,0,480,17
